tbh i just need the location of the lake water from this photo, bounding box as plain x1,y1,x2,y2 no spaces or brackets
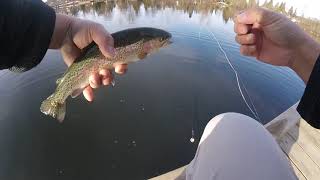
0,1,306,179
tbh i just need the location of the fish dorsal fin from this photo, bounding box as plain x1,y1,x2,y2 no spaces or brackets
138,52,147,60
71,88,84,98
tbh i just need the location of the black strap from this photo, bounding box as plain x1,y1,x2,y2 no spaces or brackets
297,54,320,128
0,0,56,72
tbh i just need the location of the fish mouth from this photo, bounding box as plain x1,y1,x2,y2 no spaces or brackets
161,39,172,47
160,31,172,47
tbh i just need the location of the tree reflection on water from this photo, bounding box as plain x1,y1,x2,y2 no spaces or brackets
47,0,320,42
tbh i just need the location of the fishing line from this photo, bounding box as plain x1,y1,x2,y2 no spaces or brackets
239,76,260,121
189,26,203,144
204,26,261,121
198,26,202,40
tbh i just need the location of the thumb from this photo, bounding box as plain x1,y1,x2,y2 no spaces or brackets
61,37,81,67
236,8,274,25
89,23,115,58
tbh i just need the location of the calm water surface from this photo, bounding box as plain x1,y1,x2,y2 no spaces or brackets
0,2,305,180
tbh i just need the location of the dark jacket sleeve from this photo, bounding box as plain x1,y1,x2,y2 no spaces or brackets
297,55,320,129
0,0,56,72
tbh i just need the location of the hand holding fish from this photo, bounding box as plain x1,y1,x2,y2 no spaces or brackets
234,8,320,83
49,14,128,102
42,19,171,122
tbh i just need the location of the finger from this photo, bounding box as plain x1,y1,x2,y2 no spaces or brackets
102,77,113,86
89,73,102,89
233,10,245,21
99,69,113,85
90,23,115,58
99,69,112,79
235,7,273,25
240,45,258,57
234,23,251,35
83,86,94,102
103,72,114,85
61,39,81,66
235,33,256,45
114,64,128,75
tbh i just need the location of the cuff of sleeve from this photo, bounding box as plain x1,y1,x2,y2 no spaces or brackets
297,55,320,129
10,1,56,72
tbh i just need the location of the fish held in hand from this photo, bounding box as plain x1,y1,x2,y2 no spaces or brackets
40,27,172,122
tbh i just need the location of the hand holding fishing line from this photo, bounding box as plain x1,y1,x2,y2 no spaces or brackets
234,7,320,83
49,14,128,102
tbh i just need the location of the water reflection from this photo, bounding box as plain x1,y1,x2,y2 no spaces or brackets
49,0,320,41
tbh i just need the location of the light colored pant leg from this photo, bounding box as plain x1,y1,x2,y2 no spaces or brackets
185,113,297,180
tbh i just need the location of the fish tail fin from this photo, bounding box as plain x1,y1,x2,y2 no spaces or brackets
40,94,66,123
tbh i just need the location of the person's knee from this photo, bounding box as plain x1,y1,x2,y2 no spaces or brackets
211,112,253,124
205,112,262,133
200,112,267,144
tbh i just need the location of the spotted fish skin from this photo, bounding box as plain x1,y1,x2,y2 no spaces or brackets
40,27,171,122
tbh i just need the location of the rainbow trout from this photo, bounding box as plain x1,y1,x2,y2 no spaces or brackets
40,27,171,122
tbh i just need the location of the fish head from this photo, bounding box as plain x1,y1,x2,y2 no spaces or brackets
112,27,172,60
113,27,172,49
140,28,172,53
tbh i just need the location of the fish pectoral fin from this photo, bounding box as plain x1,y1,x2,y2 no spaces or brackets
138,52,148,60
71,88,84,98
57,102,66,123
111,79,115,87
56,78,63,84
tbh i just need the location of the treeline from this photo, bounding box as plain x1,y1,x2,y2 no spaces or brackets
47,0,320,42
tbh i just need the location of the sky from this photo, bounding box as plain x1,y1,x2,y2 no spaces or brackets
42,0,320,19
259,0,320,18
